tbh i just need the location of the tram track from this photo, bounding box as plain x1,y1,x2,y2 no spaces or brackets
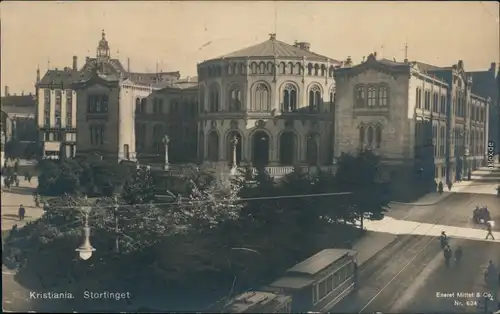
332,193,477,313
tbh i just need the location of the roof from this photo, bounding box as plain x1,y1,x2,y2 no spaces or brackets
214,35,339,63
38,68,80,88
1,95,37,116
269,275,314,290
286,249,354,275
468,70,497,99
379,58,409,67
411,61,447,72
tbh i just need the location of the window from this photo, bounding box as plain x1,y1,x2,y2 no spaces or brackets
267,62,274,74
259,62,265,74
433,125,438,156
283,84,297,112
251,63,258,74
432,92,438,112
229,89,242,111
135,123,146,151
375,125,382,148
153,98,163,114
424,90,430,110
140,98,147,113
367,86,377,107
440,95,446,114
253,83,270,111
314,64,319,76
378,85,388,106
66,91,73,128
288,62,294,75
296,63,302,75
88,95,109,113
90,124,104,145
440,126,445,157
280,62,286,74
318,280,327,300
135,98,142,113
329,90,336,112
355,85,365,107
367,126,374,146
416,88,422,109
307,63,313,75
55,90,61,127
153,124,163,153
209,85,220,112
308,85,321,112
359,125,365,147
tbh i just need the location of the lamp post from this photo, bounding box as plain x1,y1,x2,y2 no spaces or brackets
162,134,170,171
75,205,95,260
230,135,238,175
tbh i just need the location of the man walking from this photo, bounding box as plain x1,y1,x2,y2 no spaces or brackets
485,222,495,240
18,204,25,221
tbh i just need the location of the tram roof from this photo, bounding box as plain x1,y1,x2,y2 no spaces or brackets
286,249,356,276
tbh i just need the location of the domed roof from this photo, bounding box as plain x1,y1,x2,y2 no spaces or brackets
212,34,339,63
98,30,109,50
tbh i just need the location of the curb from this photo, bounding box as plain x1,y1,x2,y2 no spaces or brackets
390,192,455,207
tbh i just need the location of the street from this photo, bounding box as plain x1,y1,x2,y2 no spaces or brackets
333,189,500,313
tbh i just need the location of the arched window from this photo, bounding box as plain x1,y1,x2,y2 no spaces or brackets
239,63,245,75
283,84,297,112
329,66,335,78
314,64,319,76
320,65,326,76
416,88,422,108
251,63,258,74
375,125,382,148
209,85,220,112
378,85,388,106
280,62,286,74
259,62,265,74
329,89,336,112
267,62,274,74
308,85,321,112
288,62,294,75
359,126,365,146
367,86,377,107
367,126,374,146
307,63,313,75
296,63,302,75
229,88,242,112
254,83,270,111
227,64,233,75
355,85,365,107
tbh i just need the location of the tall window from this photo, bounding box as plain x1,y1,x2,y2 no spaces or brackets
359,125,365,147
424,90,430,110
440,95,446,113
283,84,297,112
153,98,163,114
307,63,313,75
440,126,445,157
90,124,104,145
229,89,242,111
367,86,377,107
152,124,163,153
55,90,61,127
367,126,374,146
209,85,220,112
44,89,51,126
432,92,438,112
375,125,382,148
416,88,422,109
88,95,109,113
253,83,270,111
308,85,321,112
135,123,146,151
432,125,438,156
355,85,365,107
329,89,335,112
66,90,73,127
378,85,388,106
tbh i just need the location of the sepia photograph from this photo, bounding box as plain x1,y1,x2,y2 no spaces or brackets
1,1,499,313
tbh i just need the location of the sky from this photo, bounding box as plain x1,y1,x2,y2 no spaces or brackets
1,1,499,96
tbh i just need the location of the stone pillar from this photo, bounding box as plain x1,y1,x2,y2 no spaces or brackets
230,135,238,175
162,134,169,170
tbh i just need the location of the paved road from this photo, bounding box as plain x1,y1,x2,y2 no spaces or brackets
333,192,500,313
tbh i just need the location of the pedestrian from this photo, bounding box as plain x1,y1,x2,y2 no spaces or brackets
447,181,453,191
467,170,471,181
444,245,452,268
438,181,444,194
454,246,463,265
485,222,495,240
18,205,25,221
27,171,32,183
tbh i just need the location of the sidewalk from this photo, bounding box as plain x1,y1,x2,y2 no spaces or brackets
1,178,43,232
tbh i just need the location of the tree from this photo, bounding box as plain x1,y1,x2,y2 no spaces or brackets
121,166,155,204
335,150,390,230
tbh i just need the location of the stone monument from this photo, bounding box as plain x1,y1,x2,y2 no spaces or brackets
230,135,238,175
162,134,170,171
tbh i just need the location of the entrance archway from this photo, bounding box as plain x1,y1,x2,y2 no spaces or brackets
252,131,270,166
207,131,219,161
226,131,242,166
306,134,319,165
279,132,296,165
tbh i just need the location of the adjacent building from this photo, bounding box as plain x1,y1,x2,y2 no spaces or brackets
1,87,38,158
197,34,342,171
136,77,199,165
334,54,489,198
70,31,180,161
36,62,79,159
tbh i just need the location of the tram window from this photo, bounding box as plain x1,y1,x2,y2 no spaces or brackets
333,272,339,286
312,284,318,303
327,274,333,291
319,280,327,299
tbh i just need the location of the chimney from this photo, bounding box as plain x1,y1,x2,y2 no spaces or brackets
373,52,377,58
86,56,90,63
73,56,78,71
458,60,464,69
4,86,9,96
295,42,311,51
127,58,130,72
490,62,496,73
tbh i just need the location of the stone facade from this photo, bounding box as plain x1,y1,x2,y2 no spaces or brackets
197,34,341,168
334,54,489,195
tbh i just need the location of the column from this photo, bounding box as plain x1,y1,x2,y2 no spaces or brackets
163,134,169,171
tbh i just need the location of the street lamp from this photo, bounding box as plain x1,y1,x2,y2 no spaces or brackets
75,205,95,260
